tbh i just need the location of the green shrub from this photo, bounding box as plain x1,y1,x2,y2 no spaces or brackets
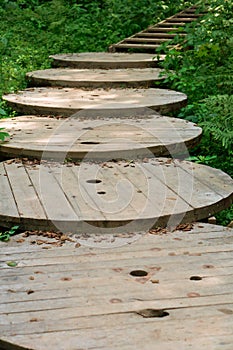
160,0,233,225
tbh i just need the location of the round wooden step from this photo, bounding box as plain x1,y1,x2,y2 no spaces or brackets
49,52,165,69
0,158,232,233
1,223,233,350
0,115,202,160
26,67,165,89
3,87,187,117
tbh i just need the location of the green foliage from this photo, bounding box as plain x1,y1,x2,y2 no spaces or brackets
0,225,19,242
215,206,233,227
187,155,217,165
160,0,233,100
198,95,233,152
0,0,194,95
160,0,233,225
0,128,9,142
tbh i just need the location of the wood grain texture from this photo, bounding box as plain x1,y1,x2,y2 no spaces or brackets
3,87,187,117
49,52,165,69
26,68,165,88
0,159,232,232
0,115,202,160
0,223,233,350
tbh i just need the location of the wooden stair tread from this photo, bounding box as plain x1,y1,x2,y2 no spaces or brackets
1,222,233,349
136,32,186,38
3,87,187,117
146,27,184,32
0,159,232,232
109,43,164,50
1,223,233,349
0,115,202,160
124,38,171,43
26,67,165,89
50,52,165,69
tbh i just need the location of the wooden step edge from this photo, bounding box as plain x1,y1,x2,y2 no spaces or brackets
167,18,198,22
50,54,163,69
124,38,171,43
157,23,187,27
109,44,165,50
147,27,184,32
137,32,186,38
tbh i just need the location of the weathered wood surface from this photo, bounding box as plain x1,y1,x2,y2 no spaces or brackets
0,223,233,350
109,6,203,52
0,158,232,232
26,67,165,89
50,52,165,69
0,115,202,160
3,87,187,117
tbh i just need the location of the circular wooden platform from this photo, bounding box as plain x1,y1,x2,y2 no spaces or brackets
1,223,233,350
49,52,165,69
26,67,165,88
3,87,187,117
0,115,202,160
0,158,232,233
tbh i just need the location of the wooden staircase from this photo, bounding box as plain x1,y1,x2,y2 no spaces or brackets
1,5,233,350
1,4,232,233
109,5,204,52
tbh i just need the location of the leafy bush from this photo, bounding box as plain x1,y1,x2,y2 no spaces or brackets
0,0,194,95
160,0,233,225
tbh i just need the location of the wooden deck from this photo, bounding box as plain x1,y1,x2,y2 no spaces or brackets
0,114,202,160
3,87,187,117
26,67,165,89
1,223,233,350
0,158,232,232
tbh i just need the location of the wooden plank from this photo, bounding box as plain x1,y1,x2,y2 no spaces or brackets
1,265,233,306
0,221,231,258
142,159,233,223
1,242,233,281
167,17,198,22
77,162,139,217
1,303,233,336
177,160,233,198
111,43,164,50
146,27,184,32
137,32,186,38
2,332,233,350
157,22,187,27
54,164,108,221
124,38,171,43
1,253,233,299
114,162,194,224
0,163,19,225
1,265,233,314
4,162,46,222
1,222,230,255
